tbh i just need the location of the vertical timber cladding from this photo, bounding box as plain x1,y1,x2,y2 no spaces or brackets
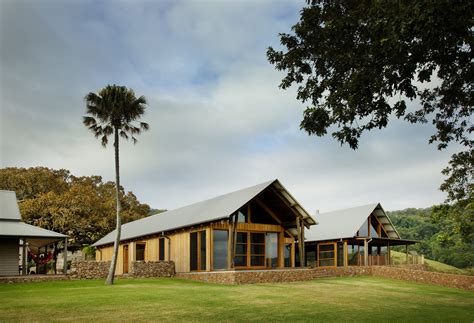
0,237,18,276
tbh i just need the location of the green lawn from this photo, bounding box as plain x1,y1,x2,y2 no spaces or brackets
0,277,472,322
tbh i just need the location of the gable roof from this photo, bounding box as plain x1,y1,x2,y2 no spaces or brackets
0,190,67,240
93,179,315,247
305,203,400,242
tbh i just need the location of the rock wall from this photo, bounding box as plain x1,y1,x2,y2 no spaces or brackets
71,261,110,279
371,266,474,290
177,265,474,290
130,261,175,278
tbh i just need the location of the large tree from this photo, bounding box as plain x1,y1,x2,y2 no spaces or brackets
267,1,472,218
83,85,149,285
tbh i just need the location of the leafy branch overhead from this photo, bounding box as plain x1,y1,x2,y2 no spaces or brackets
267,0,473,202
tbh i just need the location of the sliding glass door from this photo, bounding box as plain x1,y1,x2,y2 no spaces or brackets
190,230,206,271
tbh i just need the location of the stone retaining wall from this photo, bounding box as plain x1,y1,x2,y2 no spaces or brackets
130,261,175,278
177,265,473,290
71,261,110,279
0,275,70,284
371,266,474,290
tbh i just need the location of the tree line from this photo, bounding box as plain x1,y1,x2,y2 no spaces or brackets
0,167,151,248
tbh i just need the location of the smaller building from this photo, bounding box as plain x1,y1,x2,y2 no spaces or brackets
304,203,417,268
0,190,68,276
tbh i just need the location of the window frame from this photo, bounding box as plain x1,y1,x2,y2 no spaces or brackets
317,242,337,267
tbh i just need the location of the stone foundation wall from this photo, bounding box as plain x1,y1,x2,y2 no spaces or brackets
371,266,474,290
71,261,110,279
130,261,175,278
0,275,71,284
177,266,473,290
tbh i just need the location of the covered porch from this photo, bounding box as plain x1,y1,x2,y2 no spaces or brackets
306,237,418,268
0,190,68,276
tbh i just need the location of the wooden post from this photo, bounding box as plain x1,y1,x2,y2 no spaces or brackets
227,215,233,269
363,239,368,266
343,241,348,267
63,238,68,275
296,217,304,267
22,238,27,275
301,219,305,266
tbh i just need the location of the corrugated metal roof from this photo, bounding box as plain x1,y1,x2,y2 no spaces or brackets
93,179,315,247
305,203,400,242
0,191,67,240
0,190,22,220
0,221,67,239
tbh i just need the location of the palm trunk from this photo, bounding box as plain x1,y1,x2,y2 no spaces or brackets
106,127,122,285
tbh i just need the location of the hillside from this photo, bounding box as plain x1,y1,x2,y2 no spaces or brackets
388,207,473,269
390,251,467,275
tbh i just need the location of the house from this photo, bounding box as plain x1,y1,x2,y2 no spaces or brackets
92,179,316,274
0,190,68,276
304,203,417,267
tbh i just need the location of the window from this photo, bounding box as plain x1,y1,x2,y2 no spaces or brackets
136,243,146,261
250,233,265,267
213,230,228,270
235,232,267,268
358,219,369,236
317,243,336,267
190,231,206,271
348,244,360,266
235,232,248,267
265,233,278,268
159,238,165,261
237,208,248,223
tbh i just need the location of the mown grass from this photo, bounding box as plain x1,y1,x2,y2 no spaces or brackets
0,276,472,322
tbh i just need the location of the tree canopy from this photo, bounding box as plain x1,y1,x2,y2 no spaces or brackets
0,167,151,248
267,0,473,203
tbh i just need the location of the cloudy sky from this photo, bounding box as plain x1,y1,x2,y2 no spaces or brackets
0,0,461,213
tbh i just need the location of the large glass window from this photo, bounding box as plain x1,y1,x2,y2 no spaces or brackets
265,233,278,268
234,232,269,268
190,231,206,271
159,238,165,261
235,232,248,267
318,243,336,267
250,233,265,267
136,243,146,261
358,219,369,236
213,230,228,270
237,208,248,223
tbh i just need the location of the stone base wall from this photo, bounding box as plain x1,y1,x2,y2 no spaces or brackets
130,261,175,278
71,261,110,279
177,265,474,290
0,275,70,284
371,266,474,290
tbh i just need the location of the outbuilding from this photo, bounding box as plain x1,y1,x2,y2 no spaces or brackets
0,190,68,276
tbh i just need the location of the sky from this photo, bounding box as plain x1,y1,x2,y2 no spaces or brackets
0,0,462,214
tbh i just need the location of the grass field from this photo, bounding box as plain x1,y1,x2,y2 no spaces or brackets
1,277,473,322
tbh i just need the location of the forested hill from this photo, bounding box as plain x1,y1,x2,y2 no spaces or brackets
388,208,473,269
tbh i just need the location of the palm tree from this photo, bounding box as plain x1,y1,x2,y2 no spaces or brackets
83,85,149,285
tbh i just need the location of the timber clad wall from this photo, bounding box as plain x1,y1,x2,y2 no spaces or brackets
0,238,19,276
